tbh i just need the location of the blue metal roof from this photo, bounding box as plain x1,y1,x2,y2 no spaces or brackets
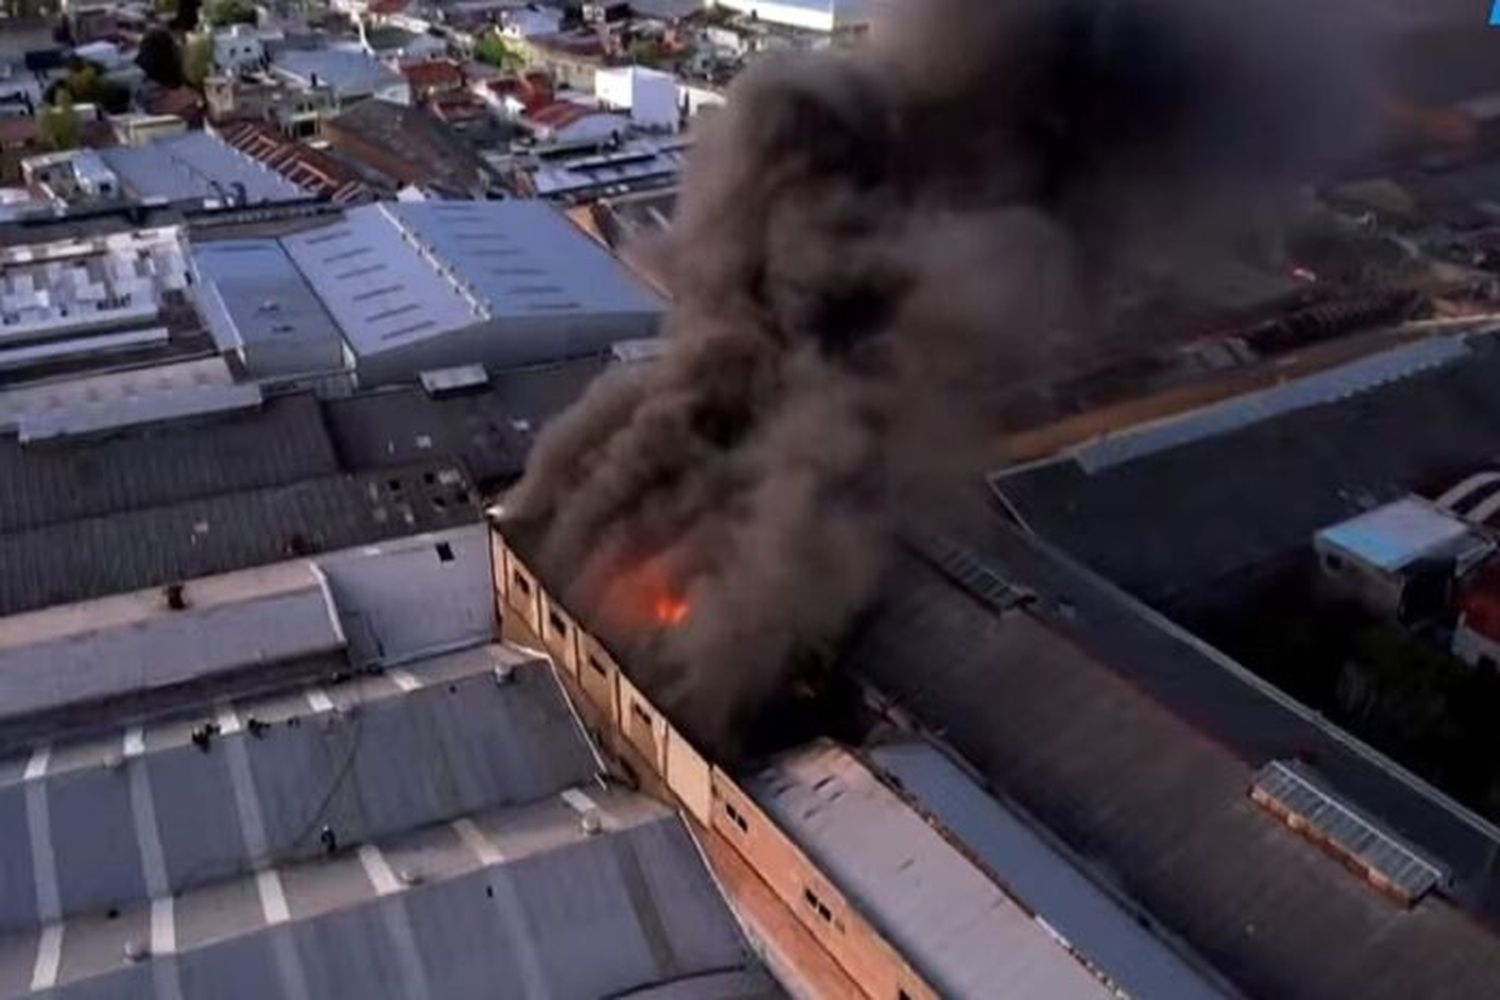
193,238,348,379
1317,497,1472,571
100,132,305,206
385,200,665,321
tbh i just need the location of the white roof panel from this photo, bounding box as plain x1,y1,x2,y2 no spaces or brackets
0,561,344,721
385,200,665,320
746,741,1111,999
1318,497,1473,571
869,741,1229,1000
280,206,478,357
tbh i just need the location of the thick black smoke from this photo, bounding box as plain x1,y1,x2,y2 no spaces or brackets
506,0,1378,756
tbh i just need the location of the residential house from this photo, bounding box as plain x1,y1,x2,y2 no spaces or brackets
271,46,412,110
521,99,628,144
594,64,679,131
323,97,497,197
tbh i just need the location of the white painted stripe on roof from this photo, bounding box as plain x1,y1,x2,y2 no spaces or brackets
388,669,422,692
123,726,146,759
151,896,177,956
24,744,50,781
560,788,598,814
25,778,60,923
30,923,63,991
451,818,505,866
306,689,335,714
129,755,170,899
358,844,402,897
217,704,243,736
257,869,291,925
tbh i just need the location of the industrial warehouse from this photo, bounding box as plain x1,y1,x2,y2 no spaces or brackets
3,0,1500,995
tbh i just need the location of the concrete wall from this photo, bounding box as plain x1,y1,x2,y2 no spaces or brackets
317,523,494,666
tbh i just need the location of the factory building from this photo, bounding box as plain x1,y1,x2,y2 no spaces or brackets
197,200,665,387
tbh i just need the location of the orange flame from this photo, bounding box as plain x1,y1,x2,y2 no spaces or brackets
653,595,690,627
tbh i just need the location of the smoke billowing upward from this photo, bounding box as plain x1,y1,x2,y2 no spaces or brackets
506,0,1378,756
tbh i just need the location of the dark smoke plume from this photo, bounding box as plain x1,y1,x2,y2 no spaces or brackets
506,0,1378,756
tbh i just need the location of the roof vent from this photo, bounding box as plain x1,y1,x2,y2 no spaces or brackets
1250,760,1447,905
164,582,188,611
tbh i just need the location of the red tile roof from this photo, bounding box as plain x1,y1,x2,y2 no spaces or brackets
216,120,371,203
525,100,602,131
0,117,38,148
401,58,464,92
143,87,205,120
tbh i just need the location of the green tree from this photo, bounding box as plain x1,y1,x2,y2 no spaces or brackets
204,0,256,27
476,32,522,70
137,28,186,88
627,38,667,69
183,34,213,86
46,63,131,115
37,94,82,152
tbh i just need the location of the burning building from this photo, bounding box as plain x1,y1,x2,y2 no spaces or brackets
500,0,1382,756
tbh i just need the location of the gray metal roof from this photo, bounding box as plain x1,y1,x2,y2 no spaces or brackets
326,99,493,197
387,200,665,321
529,142,687,201
99,132,306,206
0,393,339,537
0,461,479,617
322,353,612,486
0,358,238,437
0,561,345,725
271,48,404,100
279,205,480,355
993,331,1500,604
0,646,771,997
843,539,1500,1000
0,646,593,925
867,741,1230,1000
193,238,348,379
744,741,1112,1000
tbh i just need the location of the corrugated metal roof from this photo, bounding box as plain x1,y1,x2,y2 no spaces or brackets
0,645,770,998
0,358,237,435
322,353,611,486
844,544,1500,1000
271,48,404,100
0,393,339,537
385,200,665,321
100,131,305,206
868,741,1230,1000
17,382,265,444
279,206,479,355
0,461,479,617
4,797,765,999
992,332,1500,605
1072,335,1473,474
0,647,591,926
193,238,348,379
744,741,1111,999
0,561,345,723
